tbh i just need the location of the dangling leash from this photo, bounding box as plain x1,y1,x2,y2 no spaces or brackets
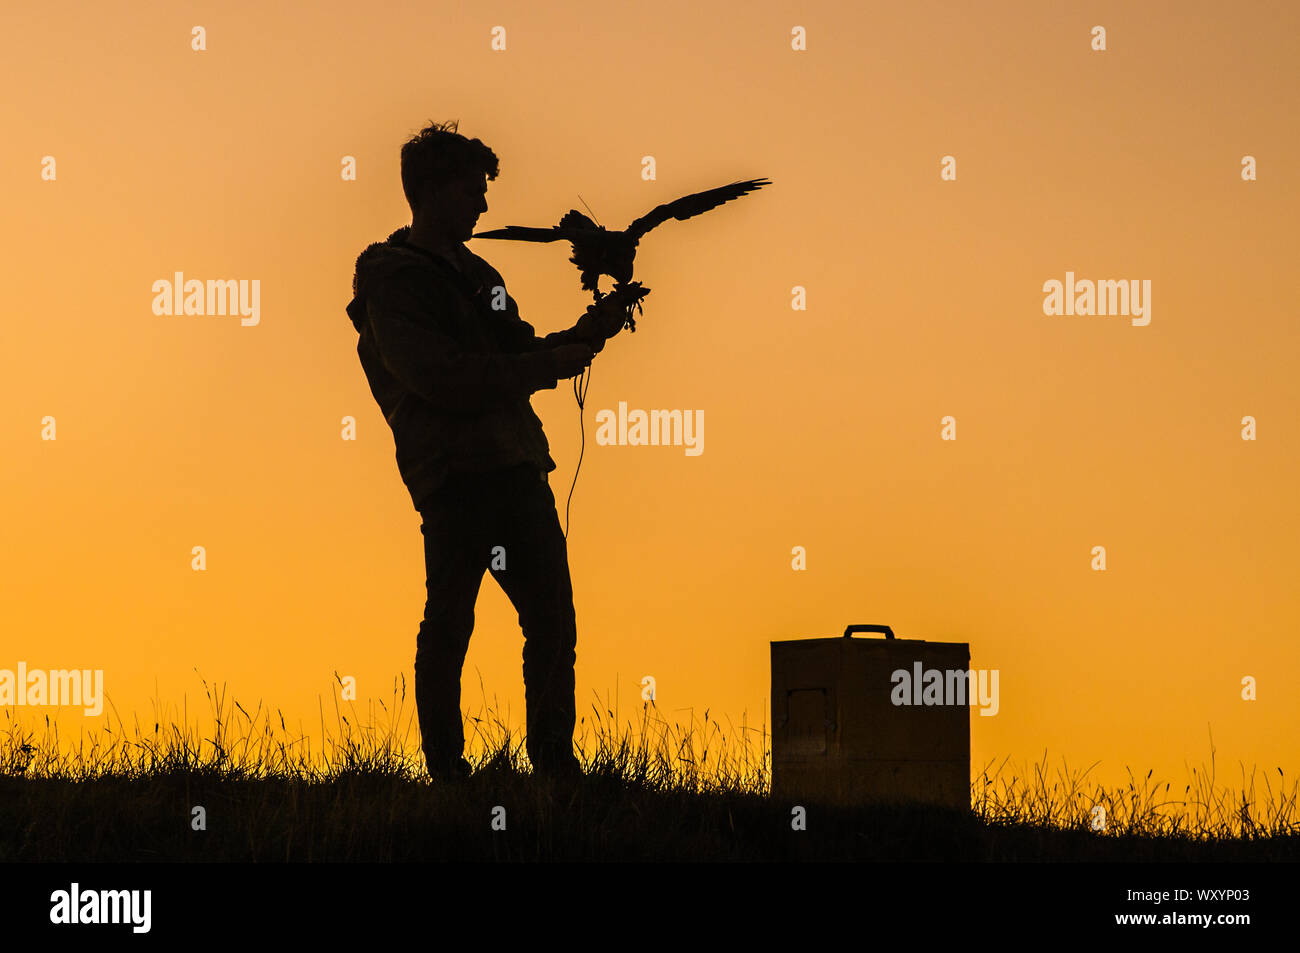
563,283,648,540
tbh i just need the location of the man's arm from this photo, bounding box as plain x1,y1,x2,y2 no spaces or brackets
489,282,589,353
364,266,562,414
480,260,637,354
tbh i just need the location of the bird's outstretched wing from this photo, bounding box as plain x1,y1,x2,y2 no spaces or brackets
471,225,568,242
625,177,771,241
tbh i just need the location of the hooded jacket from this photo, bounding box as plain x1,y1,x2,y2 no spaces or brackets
346,225,587,512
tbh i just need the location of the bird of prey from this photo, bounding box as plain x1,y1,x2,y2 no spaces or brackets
471,177,771,329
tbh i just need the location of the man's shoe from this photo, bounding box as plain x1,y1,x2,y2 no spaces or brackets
533,755,584,783
426,755,472,783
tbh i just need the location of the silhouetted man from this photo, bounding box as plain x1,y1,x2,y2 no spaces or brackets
345,120,641,782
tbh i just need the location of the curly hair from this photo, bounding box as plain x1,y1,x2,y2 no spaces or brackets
400,119,499,215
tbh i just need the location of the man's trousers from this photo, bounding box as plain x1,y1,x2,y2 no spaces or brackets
414,461,580,775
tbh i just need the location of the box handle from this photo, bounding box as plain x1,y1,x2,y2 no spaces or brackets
843,624,895,639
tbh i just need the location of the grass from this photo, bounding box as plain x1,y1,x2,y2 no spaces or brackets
1,673,1296,861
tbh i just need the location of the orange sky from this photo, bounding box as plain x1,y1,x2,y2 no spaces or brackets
2,0,1297,792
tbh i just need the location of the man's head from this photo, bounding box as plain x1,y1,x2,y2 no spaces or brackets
401,119,498,243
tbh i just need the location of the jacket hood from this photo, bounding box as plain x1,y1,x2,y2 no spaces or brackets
346,225,428,332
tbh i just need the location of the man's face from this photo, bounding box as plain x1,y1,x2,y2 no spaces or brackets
426,172,488,242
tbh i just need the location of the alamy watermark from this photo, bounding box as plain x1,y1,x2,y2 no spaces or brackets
0,663,104,716
50,883,151,933
152,272,260,326
890,662,999,716
594,401,703,456
1042,271,1150,326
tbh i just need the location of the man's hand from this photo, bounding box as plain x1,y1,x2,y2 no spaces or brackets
550,342,595,380
573,283,650,350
